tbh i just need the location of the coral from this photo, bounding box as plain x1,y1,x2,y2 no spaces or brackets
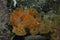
39,19,52,34
10,8,41,36
51,15,60,40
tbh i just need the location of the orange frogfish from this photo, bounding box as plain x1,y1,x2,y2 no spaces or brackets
10,8,41,36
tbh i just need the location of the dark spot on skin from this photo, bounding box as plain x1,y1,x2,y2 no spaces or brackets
24,28,31,36
33,15,36,18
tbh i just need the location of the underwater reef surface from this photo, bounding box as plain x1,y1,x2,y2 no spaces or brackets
0,0,60,40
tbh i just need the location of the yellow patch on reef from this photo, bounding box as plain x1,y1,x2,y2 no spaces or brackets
10,8,41,36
